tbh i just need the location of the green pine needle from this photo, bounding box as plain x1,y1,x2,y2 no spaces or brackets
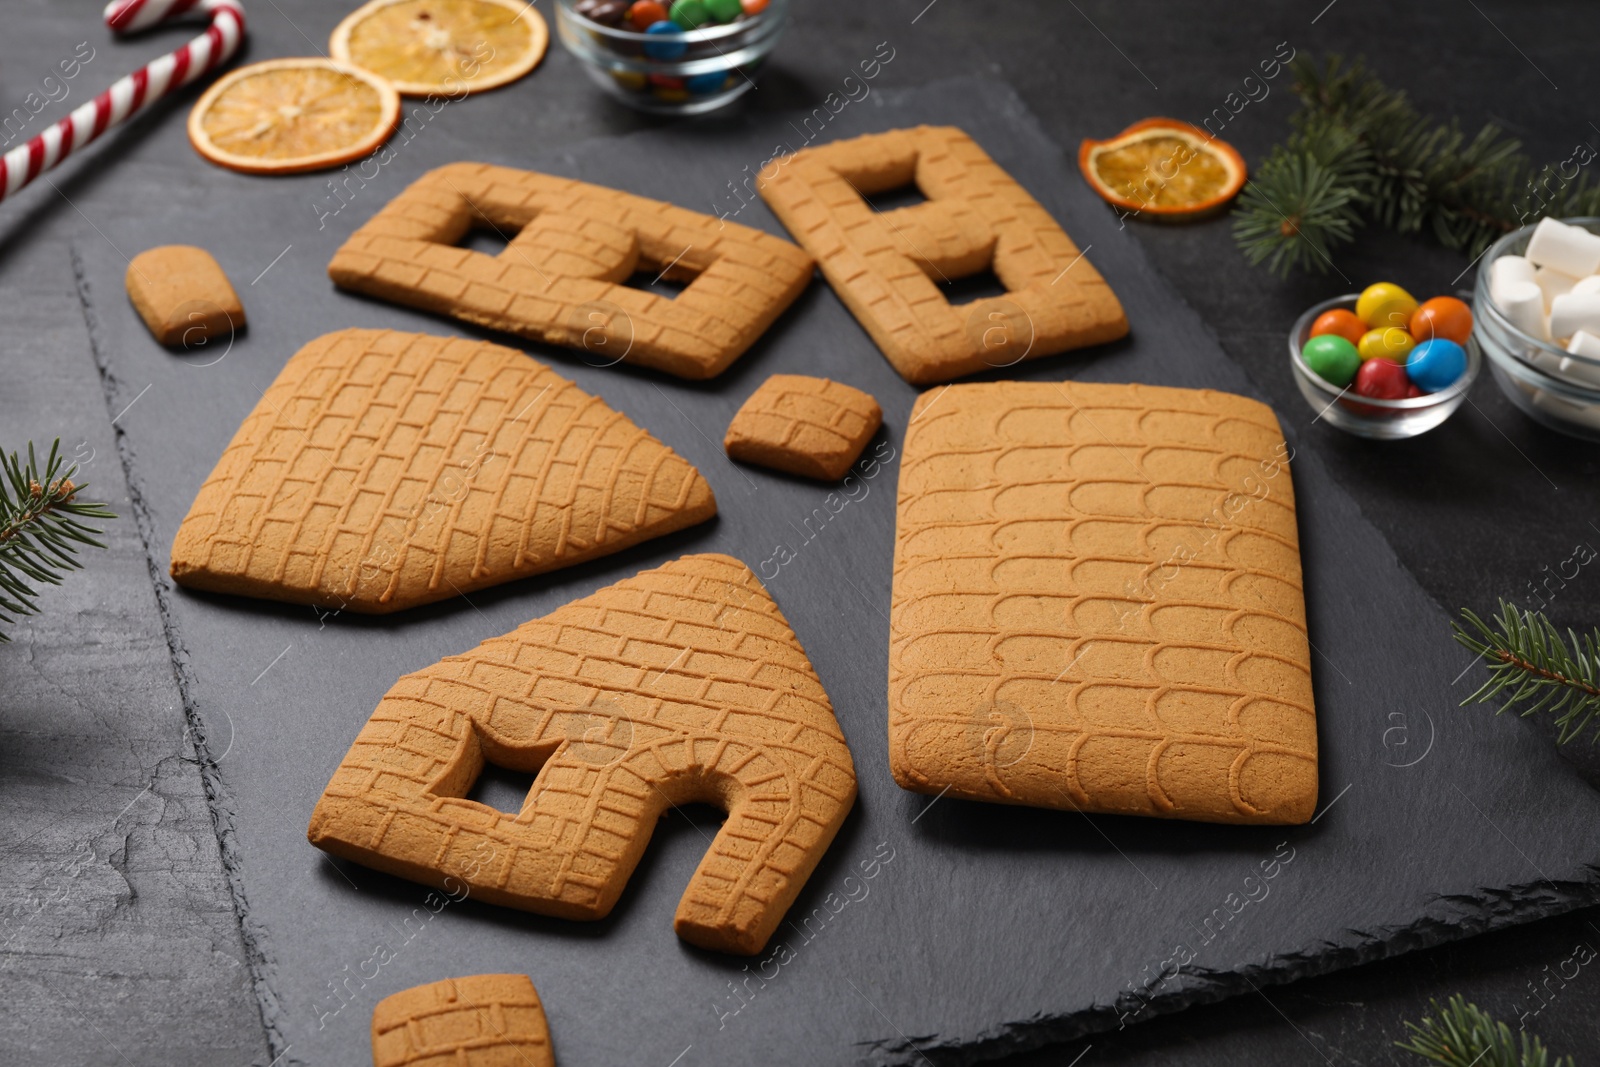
0,439,115,642
1452,599,1600,744
1398,996,1572,1067
1233,54,1600,278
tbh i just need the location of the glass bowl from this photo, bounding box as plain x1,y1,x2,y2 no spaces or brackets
1474,216,1600,440
555,0,789,115
1288,294,1479,439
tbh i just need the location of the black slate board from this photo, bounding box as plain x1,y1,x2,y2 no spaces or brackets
75,76,1600,1066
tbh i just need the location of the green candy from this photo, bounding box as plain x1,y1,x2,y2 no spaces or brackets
704,0,743,20
670,0,711,27
1302,333,1361,388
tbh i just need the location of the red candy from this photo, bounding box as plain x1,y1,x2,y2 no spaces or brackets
1354,358,1410,400
628,0,669,26
741,0,769,11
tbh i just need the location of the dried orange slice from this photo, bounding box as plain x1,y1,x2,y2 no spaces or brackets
1079,118,1246,222
188,59,400,175
330,0,549,97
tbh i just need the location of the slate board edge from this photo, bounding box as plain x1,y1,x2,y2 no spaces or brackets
860,77,1600,1065
63,74,1600,1067
866,873,1600,1066
70,240,292,1064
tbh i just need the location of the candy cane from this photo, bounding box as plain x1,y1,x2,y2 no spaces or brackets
0,0,246,202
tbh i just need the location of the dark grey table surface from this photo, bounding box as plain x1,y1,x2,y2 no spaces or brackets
5,2,1600,1065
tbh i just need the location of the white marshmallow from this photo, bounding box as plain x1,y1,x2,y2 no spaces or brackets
1533,388,1600,431
1550,292,1600,342
1525,217,1600,277
1568,330,1600,358
1491,255,1537,301
1558,330,1600,388
1498,279,1549,341
1573,275,1600,298
1535,266,1579,311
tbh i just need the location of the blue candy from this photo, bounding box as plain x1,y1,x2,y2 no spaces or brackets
1406,338,1467,392
685,70,727,94
644,20,687,59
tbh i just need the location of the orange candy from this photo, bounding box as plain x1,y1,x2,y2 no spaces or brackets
628,0,669,26
1409,296,1474,346
741,0,769,11
1310,308,1367,347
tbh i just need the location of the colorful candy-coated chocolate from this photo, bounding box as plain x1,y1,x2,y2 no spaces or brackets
1405,338,1467,393
1354,357,1410,400
648,73,686,88
685,69,729,94
611,69,647,90
740,0,769,11
577,0,631,24
1355,281,1419,329
705,0,744,20
1310,308,1366,347
1409,296,1473,346
1301,334,1361,388
1357,326,1415,363
627,0,669,27
643,19,687,57
653,86,690,102
1405,384,1425,398
670,0,711,27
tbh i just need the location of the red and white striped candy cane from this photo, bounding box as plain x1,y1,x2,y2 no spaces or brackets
0,0,246,202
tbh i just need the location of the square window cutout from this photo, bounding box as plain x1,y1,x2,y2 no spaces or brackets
865,182,929,213
624,269,691,301
466,761,536,816
938,266,1010,306
457,224,513,257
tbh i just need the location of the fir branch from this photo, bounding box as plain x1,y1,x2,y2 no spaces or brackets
1452,599,1600,744
1233,54,1600,277
1398,996,1571,1067
0,439,114,642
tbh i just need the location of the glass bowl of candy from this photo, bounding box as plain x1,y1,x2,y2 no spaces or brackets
1289,287,1479,440
556,0,786,115
1475,216,1600,441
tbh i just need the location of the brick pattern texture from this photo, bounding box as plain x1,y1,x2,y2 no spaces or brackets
371,974,553,1067
328,162,815,379
759,126,1129,384
170,329,715,613
724,373,882,481
889,381,1317,825
309,553,858,955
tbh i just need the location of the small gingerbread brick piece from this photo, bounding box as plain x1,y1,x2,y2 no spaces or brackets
724,374,883,481
125,245,244,347
372,975,554,1067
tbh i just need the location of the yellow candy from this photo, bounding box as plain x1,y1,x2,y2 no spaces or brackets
1356,282,1419,328
1357,326,1416,363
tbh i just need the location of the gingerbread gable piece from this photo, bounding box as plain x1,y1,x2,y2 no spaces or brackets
309,553,857,955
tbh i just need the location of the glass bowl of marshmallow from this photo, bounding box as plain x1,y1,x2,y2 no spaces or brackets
1477,216,1600,440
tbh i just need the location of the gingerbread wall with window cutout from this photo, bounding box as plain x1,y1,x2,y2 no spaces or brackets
759,125,1129,384
327,162,815,379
